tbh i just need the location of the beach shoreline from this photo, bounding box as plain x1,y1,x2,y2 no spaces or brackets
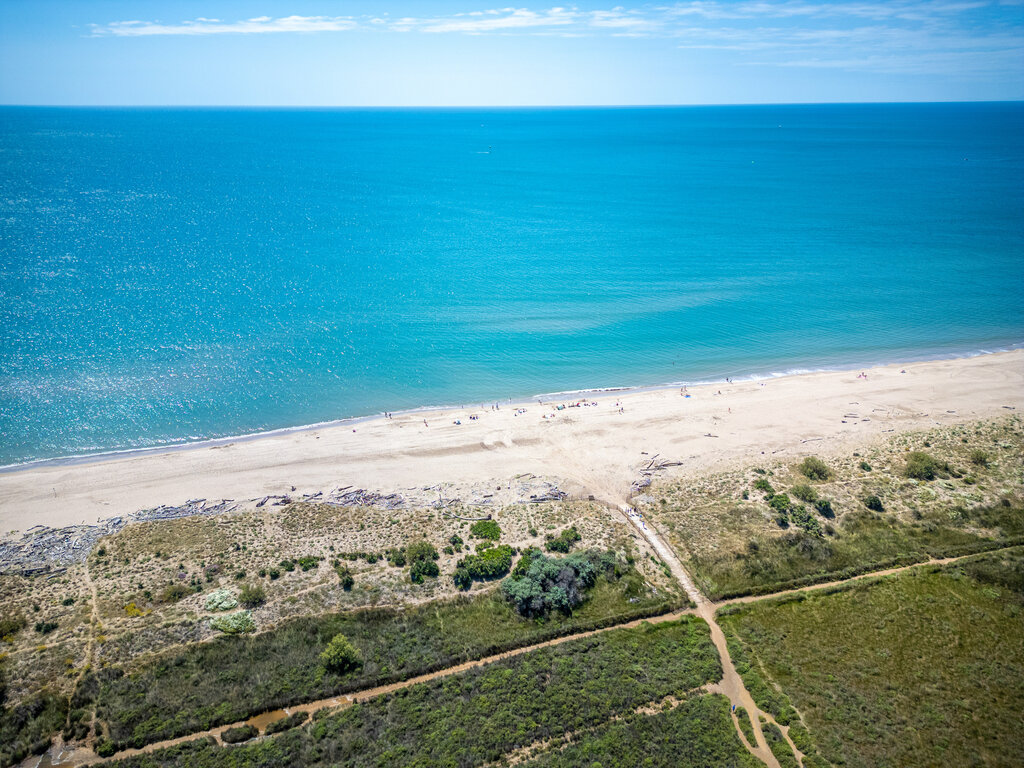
3,342,1021,474
1,349,1021,536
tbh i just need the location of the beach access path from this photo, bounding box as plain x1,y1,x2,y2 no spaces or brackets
1,349,1022,534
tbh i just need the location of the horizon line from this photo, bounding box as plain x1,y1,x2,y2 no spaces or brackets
2,98,1022,109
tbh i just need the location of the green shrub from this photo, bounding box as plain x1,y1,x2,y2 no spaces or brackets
296,556,320,572
790,484,818,503
409,559,439,584
158,584,190,604
545,526,582,553
798,457,832,481
859,460,872,472
969,449,990,467
753,477,775,495
204,589,238,612
814,498,835,518
335,565,354,591
452,567,472,590
264,710,309,735
210,611,255,635
455,545,514,586
95,740,116,758
34,621,58,635
769,493,792,512
789,506,822,536
469,520,501,541
238,583,266,609
405,540,439,564
221,724,257,744
406,539,440,585
904,451,948,480
280,559,296,572
386,548,407,567
502,550,609,617
320,634,361,674
0,614,26,640
863,495,884,512
448,534,464,552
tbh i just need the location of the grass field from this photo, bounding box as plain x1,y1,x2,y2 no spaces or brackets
95,559,683,751
718,548,1024,768
104,618,721,767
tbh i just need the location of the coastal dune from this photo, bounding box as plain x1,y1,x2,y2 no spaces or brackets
1,350,1021,535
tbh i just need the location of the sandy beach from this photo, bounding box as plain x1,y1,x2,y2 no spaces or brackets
1,350,1021,535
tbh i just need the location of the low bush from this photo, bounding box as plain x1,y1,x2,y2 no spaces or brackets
264,711,309,735
904,451,949,481
469,520,501,541
158,584,190,604
859,460,872,472
455,545,514,587
814,498,835,518
863,495,884,512
203,589,238,612
798,457,832,481
221,724,257,744
335,565,354,591
753,478,775,495
0,614,26,640
238,583,266,609
405,540,440,584
210,611,255,635
34,621,58,635
410,559,439,584
769,494,792,513
790,484,818,503
969,449,990,467
545,526,582,553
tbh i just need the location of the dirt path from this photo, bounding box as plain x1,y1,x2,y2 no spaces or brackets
69,559,101,746
719,546,1022,607
52,608,696,767
614,499,781,768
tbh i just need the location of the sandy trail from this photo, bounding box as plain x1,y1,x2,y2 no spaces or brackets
3,350,1022,534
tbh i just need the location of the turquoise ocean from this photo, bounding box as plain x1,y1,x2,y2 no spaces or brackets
1,103,1022,467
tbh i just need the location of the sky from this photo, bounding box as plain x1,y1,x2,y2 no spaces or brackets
0,1,1022,105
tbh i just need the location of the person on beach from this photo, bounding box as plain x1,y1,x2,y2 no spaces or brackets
423,419,428,427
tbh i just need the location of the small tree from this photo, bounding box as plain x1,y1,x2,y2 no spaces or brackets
321,633,361,673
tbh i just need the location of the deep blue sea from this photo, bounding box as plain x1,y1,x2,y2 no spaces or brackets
1,104,1022,466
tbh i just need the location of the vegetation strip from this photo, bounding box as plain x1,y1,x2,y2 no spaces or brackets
87,608,696,764
90,554,678,752
103,618,721,767
718,548,1024,768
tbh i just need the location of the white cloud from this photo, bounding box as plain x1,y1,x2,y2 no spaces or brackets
84,1,1024,79
391,7,580,34
90,15,358,36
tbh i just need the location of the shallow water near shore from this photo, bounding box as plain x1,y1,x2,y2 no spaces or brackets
1,103,1022,465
